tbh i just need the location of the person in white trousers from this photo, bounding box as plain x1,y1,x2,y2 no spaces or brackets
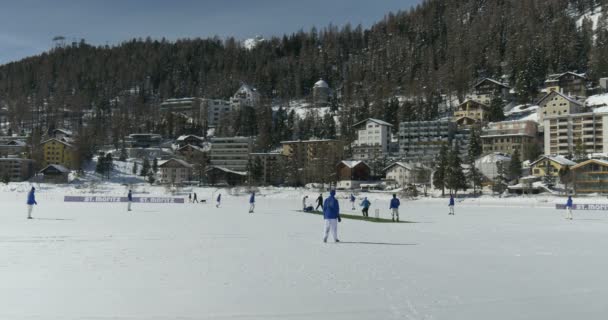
565,196,573,220
323,190,341,243
26,187,37,219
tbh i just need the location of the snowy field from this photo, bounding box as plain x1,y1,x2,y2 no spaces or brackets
2,186,608,319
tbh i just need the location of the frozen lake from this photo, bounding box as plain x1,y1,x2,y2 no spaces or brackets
1,188,608,319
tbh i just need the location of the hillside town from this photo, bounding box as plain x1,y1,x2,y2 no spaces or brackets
2,72,608,196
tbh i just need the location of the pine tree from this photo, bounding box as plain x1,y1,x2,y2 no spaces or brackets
152,158,159,173
433,144,449,196
446,146,467,194
574,138,586,162
119,145,128,162
543,160,555,188
492,162,508,194
488,96,506,122
104,153,113,179
467,161,483,195
467,126,482,161
559,165,572,194
132,162,138,175
509,149,522,180
141,159,150,177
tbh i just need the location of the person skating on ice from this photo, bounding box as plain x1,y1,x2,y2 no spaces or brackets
390,194,400,222
316,193,323,211
566,195,573,220
216,193,221,208
127,189,133,211
26,187,37,219
302,195,308,211
448,194,455,215
193,192,198,203
350,193,356,210
249,191,255,213
360,197,371,217
188,193,192,203
323,190,341,243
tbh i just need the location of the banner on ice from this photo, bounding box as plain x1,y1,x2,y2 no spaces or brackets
64,196,184,204
555,204,608,211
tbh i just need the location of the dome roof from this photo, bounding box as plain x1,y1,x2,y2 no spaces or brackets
314,79,329,88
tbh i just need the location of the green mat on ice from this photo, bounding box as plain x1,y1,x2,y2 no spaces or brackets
297,210,412,223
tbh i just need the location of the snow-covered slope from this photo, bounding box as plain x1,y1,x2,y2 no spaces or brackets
243,35,265,50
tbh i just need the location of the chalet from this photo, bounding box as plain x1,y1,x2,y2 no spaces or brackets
176,135,205,148
545,72,587,97
530,155,576,178
471,78,511,105
158,158,193,184
453,99,489,126
175,144,209,163
205,165,247,186
337,161,371,181
537,91,583,123
39,164,70,183
383,162,414,188
571,159,608,194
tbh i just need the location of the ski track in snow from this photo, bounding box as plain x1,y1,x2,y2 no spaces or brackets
1,187,608,319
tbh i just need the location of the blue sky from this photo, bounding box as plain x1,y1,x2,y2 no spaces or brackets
0,0,421,65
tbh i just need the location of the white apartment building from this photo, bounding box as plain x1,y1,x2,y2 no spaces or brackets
543,111,608,156
352,118,393,160
537,91,583,123
203,99,233,128
209,136,254,172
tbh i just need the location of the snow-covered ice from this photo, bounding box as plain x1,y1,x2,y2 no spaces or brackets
2,186,608,319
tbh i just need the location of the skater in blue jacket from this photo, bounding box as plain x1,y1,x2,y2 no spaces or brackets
249,192,255,213
216,193,222,208
390,194,401,222
566,196,573,220
350,194,356,210
26,187,37,219
448,194,455,215
323,190,341,243
360,197,371,217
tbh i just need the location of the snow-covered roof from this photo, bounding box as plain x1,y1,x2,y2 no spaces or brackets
352,118,393,128
586,93,608,108
383,162,412,172
177,144,210,153
530,155,576,167
313,79,329,88
40,138,74,149
205,165,247,176
176,135,204,142
52,129,73,136
475,153,511,164
474,78,510,89
158,158,193,168
280,139,341,144
537,91,583,107
338,160,369,169
572,159,608,170
545,71,586,82
39,164,70,174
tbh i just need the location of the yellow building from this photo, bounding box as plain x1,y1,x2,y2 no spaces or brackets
41,138,78,170
453,99,489,126
530,155,576,178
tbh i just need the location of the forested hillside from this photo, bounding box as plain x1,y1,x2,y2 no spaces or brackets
1,0,608,142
